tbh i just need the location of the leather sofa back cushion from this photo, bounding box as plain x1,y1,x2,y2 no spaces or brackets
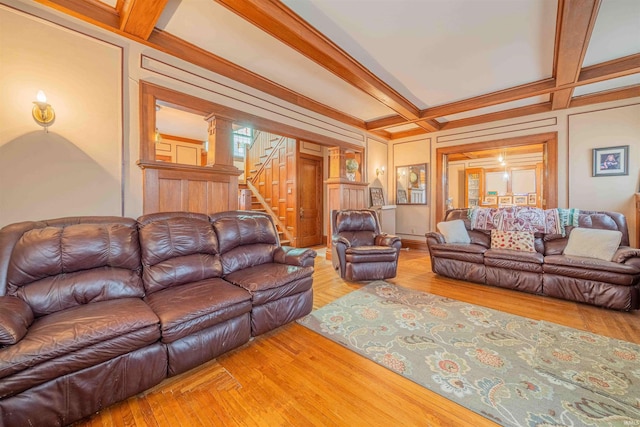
139,217,219,265
212,215,278,254
138,217,222,293
6,223,143,316
544,212,625,255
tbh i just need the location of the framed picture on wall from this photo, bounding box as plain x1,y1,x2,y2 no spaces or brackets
483,196,497,205
498,195,513,205
592,145,629,177
513,195,527,205
370,187,385,207
528,193,537,205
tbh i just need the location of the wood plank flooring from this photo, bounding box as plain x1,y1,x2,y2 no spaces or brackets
76,248,640,427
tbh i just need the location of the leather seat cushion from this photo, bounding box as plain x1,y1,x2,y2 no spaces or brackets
346,245,397,263
224,263,314,306
485,249,544,263
544,255,640,286
429,243,487,254
0,298,160,397
144,278,252,344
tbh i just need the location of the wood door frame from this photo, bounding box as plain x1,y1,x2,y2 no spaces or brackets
435,132,558,224
297,152,324,247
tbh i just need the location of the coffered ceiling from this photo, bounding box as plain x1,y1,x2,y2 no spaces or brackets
36,0,640,139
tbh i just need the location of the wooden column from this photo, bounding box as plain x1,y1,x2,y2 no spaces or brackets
206,115,234,168
325,147,367,260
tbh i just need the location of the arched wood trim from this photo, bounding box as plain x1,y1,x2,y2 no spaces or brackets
435,132,558,224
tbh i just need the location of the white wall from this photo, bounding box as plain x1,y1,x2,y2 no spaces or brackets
568,104,640,246
0,6,123,226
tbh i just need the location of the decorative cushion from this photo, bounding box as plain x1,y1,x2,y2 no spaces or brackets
563,228,622,261
437,220,471,244
490,230,535,252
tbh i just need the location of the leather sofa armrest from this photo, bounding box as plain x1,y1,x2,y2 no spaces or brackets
425,232,445,245
273,246,317,267
375,234,400,247
332,236,351,248
0,296,34,345
612,246,640,264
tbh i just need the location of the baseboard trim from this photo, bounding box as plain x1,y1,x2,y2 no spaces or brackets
401,239,428,251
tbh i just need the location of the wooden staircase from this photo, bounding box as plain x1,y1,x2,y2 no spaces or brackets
239,181,291,246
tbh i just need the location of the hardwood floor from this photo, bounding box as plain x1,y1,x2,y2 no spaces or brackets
77,248,640,427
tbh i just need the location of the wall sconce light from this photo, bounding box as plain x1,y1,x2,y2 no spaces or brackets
376,166,385,177
32,90,55,131
154,128,162,144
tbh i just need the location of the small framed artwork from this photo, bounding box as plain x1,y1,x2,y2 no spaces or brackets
498,195,513,205
397,189,407,204
513,195,527,205
528,193,537,205
483,196,497,205
592,145,629,177
370,187,385,207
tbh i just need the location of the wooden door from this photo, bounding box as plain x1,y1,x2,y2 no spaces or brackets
298,155,323,247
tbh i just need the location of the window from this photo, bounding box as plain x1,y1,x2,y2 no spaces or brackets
233,126,252,159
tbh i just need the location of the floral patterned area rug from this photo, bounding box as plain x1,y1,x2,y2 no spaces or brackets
297,281,640,426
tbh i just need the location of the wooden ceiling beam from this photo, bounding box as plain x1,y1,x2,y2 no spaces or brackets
438,103,553,132
579,53,640,84
421,78,557,120
569,84,640,108
551,0,600,110
366,115,408,131
212,0,424,123
118,0,169,40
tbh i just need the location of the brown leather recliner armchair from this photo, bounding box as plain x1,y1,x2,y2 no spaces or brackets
331,209,402,281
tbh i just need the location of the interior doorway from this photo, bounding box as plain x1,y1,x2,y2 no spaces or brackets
298,154,323,247
435,132,558,223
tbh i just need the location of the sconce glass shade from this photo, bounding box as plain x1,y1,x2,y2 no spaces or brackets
32,91,55,128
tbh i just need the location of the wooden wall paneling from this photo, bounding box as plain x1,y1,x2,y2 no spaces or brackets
139,162,239,215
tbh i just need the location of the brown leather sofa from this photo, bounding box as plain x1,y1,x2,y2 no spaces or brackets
331,209,402,282
426,208,640,311
0,211,316,426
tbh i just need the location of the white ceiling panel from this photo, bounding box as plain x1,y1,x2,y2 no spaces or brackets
156,104,208,142
283,0,557,109
157,0,396,121
582,0,640,67
574,74,640,97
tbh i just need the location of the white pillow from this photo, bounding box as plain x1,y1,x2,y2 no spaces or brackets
437,219,471,244
563,228,622,261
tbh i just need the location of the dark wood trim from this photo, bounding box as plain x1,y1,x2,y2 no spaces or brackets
435,132,558,224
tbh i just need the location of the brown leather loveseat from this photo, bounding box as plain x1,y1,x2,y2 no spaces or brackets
426,208,640,311
0,211,316,426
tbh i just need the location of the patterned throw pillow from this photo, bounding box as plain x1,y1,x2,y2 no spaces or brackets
490,230,535,252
